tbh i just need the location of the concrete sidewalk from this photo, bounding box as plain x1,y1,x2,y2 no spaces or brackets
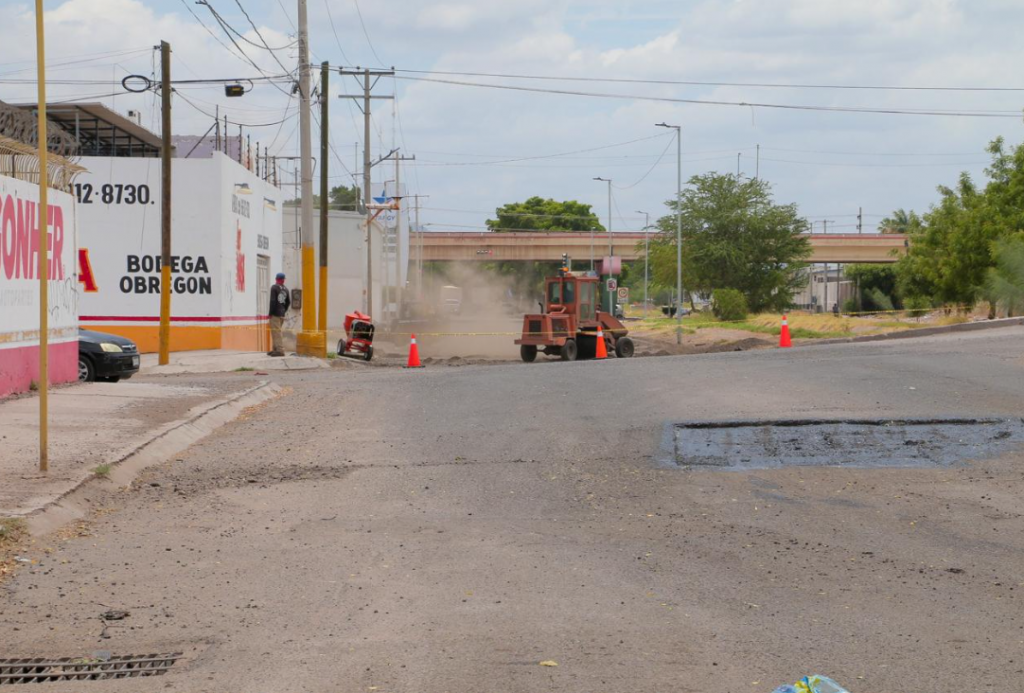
0,380,277,519
140,349,334,375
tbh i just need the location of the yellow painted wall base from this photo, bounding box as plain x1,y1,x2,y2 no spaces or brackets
296,329,327,358
83,322,268,354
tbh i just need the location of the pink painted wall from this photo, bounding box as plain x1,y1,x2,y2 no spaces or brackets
0,341,78,397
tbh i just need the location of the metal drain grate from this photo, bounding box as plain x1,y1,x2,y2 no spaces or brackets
0,653,181,684
673,418,1024,469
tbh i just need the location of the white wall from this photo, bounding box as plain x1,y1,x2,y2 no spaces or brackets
0,175,78,394
282,208,388,329
74,153,283,350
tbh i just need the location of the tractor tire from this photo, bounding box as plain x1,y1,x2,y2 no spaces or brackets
576,335,596,360
560,339,578,362
520,344,537,363
615,336,635,358
337,338,347,357
363,345,374,362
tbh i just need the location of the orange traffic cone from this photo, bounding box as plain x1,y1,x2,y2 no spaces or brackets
404,333,425,368
779,315,792,348
594,324,608,360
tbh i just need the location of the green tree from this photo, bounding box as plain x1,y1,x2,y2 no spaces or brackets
878,209,924,234
845,264,900,311
649,173,811,312
284,184,361,210
487,197,604,232
895,137,1024,309
985,235,1024,316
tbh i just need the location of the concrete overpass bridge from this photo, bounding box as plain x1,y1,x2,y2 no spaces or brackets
411,232,907,264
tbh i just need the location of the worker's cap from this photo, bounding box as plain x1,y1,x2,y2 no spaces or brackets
276,272,286,280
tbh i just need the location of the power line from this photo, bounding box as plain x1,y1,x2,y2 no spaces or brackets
232,0,296,74
352,0,385,65
394,75,1023,119
613,135,676,190
176,90,299,127
406,133,671,167
323,0,352,64
195,0,293,96
394,67,1024,93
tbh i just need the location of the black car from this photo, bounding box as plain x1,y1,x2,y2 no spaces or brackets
78,329,140,383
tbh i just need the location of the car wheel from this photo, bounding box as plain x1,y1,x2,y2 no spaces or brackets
363,345,374,362
520,344,537,363
615,336,635,358
78,356,95,382
560,339,578,361
337,338,346,356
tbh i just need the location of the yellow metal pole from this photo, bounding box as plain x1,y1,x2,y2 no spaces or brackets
34,0,49,474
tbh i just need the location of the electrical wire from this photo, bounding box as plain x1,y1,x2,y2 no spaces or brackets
232,0,296,75
176,90,299,127
406,133,671,167
394,75,1023,119
324,0,352,65
352,0,385,65
612,135,676,190
394,67,1024,93
195,0,294,96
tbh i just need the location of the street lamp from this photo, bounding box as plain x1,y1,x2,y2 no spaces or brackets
655,122,683,343
636,210,650,319
593,177,613,314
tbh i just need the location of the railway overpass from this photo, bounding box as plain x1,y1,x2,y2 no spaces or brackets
411,232,907,264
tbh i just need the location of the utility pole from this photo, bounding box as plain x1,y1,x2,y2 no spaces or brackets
636,211,650,318
295,0,322,356
34,0,49,472
857,206,863,234
737,152,741,177
318,61,329,336
755,144,760,180
381,149,415,319
406,194,429,300
593,177,613,314
657,122,683,343
338,67,394,316
159,41,172,366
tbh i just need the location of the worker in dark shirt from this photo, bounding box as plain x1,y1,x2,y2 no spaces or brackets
268,272,290,356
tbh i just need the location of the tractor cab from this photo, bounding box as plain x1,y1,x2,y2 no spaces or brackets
515,259,633,362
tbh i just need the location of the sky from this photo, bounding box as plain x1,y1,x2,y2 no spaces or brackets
1,0,1022,234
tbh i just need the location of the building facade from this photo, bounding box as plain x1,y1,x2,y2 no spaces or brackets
76,153,283,352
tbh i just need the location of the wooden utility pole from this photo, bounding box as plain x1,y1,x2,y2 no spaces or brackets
318,61,329,335
34,0,49,472
158,41,172,366
338,67,394,316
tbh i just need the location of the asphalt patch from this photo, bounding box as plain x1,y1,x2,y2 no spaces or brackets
672,417,1024,469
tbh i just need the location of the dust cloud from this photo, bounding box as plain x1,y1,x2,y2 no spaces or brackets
402,263,549,361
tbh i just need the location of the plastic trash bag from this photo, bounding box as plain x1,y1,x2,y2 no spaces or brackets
772,675,849,693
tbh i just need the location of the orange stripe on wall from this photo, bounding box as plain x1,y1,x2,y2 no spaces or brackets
82,323,271,353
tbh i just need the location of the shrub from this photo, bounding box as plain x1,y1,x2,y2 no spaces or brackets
842,298,858,314
865,287,895,312
712,289,749,322
903,295,932,318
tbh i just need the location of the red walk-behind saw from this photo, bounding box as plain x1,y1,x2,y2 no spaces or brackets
337,311,375,362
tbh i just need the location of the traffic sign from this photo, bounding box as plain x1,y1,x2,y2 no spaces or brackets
606,278,618,292
617,287,629,302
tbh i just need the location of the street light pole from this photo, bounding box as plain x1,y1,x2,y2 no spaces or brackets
593,177,613,314
636,211,649,318
656,122,683,343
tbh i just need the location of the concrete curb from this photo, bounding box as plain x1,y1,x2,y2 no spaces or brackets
21,381,283,536
801,316,1024,348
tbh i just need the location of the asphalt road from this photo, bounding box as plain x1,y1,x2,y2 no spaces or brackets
4,327,1024,693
